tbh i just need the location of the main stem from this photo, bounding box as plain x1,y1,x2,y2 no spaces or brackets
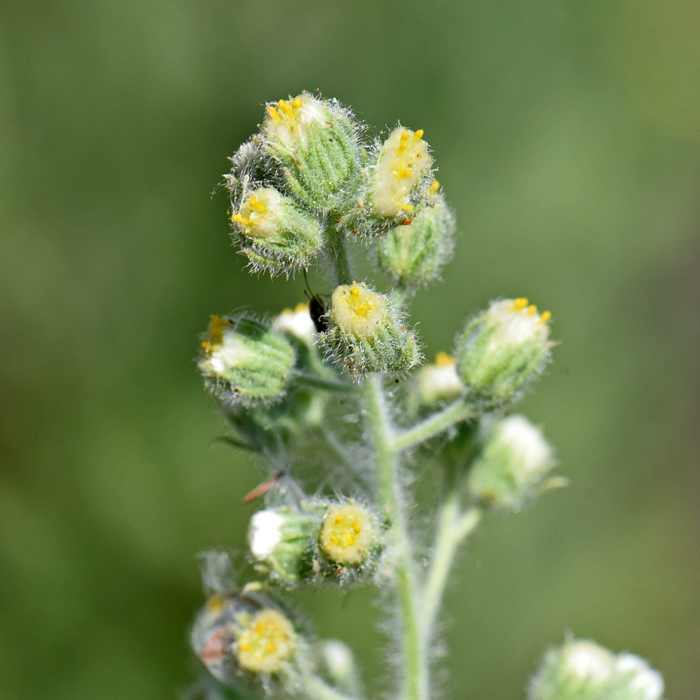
364,375,428,700
327,222,353,286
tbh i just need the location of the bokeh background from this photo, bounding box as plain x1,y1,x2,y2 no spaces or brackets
1,0,699,698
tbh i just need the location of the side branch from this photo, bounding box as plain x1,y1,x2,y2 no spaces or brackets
391,399,474,452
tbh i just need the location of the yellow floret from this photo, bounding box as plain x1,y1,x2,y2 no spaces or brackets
201,315,231,353
331,283,386,338
236,609,296,674
320,504,373,565
231,188,284,240
371,127,433,218
262,93,326,149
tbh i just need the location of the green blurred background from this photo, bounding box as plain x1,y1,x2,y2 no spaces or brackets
1,0,699,698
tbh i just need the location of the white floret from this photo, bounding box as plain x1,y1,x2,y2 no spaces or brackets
615,654,665,700
249,510,284,559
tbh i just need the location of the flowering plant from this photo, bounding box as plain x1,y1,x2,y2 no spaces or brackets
188,93,665,700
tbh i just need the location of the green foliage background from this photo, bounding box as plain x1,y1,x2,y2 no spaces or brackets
1,0,699,698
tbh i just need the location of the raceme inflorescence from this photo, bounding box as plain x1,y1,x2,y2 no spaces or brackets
188,92,666,700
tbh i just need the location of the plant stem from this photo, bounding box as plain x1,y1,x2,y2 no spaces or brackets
327,223,353,286
391,399,474,452
423,499,481,635
292,371,361,394
363,375,427,700
303,675,362,700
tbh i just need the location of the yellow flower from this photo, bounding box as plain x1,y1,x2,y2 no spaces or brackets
320,504,373,565
236,609,296,674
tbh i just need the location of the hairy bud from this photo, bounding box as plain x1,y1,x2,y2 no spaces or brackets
262,92,360,212
415,352,465,406
529,639,664,700
377,196,455,289
248,502,381,587
230,187,323,275
191,592,302,686
468,415,555,510
319,282,422,376
455,298,553,404
199,316,295,404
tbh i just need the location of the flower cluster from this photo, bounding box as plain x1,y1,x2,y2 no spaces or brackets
188,93,666,700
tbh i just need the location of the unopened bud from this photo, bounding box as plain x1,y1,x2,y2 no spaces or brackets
199,316,295,404
262,92,360,212
416,352,465,406
231,187,323,275
248,507,319,586
468,415,555,510
320,282,421,376
529,639,665,700
456,298,554,404
318,640,361,696
377,197,455,289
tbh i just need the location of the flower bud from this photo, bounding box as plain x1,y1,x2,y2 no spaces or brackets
415,352,465,406
262,92,360,212
370,127,434,219
248,502,381,587
199,315,295,404
248,507,319,586
377,196,455,289
319,503,374,566
191,593,300,684
318,640,362,697
319,282,421,376
529,639,665,700
455,298,553,404
231,187,323,275
468,415,555,510
272,303,316,344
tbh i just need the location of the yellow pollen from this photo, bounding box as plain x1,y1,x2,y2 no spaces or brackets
431,180,440,191
266,643,276,652
294,302,308,312
278,99,295,119
527,305,537,315
540,310,552,323
335,516,342,526
320,504,373,566
397,131,409,155
351,286,360,297
247,196,265,212
513,298,529,310
239,643,251,651
414,129,424,140
400,204,414,211
267,105,280,122
292,97,301,109
236,609,296,674
231,213,250,225
394,169,412,178
435,351,454,367
330,535,338,544
353,523,361,533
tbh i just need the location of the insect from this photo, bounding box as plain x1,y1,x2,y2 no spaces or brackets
242,470,286,504
304,271,329,333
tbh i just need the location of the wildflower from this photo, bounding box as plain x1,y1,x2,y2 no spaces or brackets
319,503,374,566
416,352,465,405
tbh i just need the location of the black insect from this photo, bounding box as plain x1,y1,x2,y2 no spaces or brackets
304,272,329,333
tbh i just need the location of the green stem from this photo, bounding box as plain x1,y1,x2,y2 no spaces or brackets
303,675,362,700
327,223,353,286
363,375,427,700
423,499,481,635
391,399,473,452
292,371,361,394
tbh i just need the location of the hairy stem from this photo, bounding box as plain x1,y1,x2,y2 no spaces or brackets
363,375,428,700
327,223,353,286
423,499,481,636
302,675,362,700
292,371,361,393
391,399,474,452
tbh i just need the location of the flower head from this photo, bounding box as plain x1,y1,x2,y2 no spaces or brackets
319,503,374,566
416,352,465,405
236,608,297,674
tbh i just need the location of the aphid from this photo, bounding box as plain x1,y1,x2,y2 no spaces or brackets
243,470,286,504
304,271,329,333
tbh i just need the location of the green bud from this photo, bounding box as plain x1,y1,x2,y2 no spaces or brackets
377,196,455,289
231,187,323,275
199,316,295,405
529,639,665,700
262,92,360,212
468,415,555,510
249,502,382,587
415,352,465,406
455,298,554,404
248,507,319,586
319,282,422,376
192,591,304,685
318,640,362,697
